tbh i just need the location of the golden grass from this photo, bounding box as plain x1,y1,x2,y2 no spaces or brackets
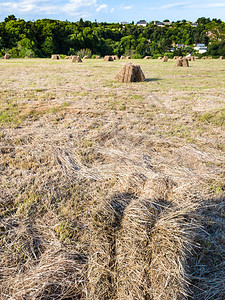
0,58,225,299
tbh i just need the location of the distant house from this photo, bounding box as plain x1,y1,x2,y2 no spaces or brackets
194,44,207,54
191,23,198,27
154,21,172,27
120,21,129,25
137,20,147,27
154,21,165,27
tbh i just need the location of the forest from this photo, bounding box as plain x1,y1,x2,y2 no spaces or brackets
0,15,225,58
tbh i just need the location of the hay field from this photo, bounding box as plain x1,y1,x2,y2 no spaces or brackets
0,58,225,299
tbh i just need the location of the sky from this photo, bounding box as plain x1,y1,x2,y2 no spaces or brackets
0,0,225,23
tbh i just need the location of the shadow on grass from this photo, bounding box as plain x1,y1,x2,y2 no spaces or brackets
145,78,162,82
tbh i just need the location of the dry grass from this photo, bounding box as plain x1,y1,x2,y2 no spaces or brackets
0,58,225,299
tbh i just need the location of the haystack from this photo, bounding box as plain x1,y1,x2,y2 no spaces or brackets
201,56,207,59
96,56,101,59
208,56,212,59
176,58,189,67
51,54,60,60
162,56,168,62
113,55,119,60
120,56,126,59
3,54,10,59
219,56,223,60
173,56,179,60
115,63,145,83
126,56,131,59
83,55,90,59
65,56,72,59
158,57,162,60
104,55,113,61
72,56,82,63
144,56,151,59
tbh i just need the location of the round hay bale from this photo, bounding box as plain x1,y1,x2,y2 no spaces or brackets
126,56,131,59
96,56,101,59
115,63,145,83
162,56,168,62
176,58,183,67
3,54,10,59
113,55,119,60
144,56,151,59
176,58,189,67
25,56,30,59
51,54,60,60
219,56,223,60
158,56,162,60
208,56,212,59
104,55,113,61
201,56,207,59
83,55,90,59
72,55,82,63
120,56,126,59
173,56,179,60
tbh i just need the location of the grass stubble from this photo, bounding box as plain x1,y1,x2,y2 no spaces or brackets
0,58,225,299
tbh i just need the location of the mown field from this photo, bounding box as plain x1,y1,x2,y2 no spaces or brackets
0,58,225,299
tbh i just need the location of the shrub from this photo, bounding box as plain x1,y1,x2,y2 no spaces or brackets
131,54,142,59
76,48,92,58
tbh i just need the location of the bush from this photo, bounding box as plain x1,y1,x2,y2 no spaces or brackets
76,48,92,58
91,54,100,59
131,54,142,59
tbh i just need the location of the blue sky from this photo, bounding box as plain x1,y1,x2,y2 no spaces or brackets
0,0,225,22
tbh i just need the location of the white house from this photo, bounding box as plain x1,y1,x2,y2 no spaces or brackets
137,20,147,27
194,44,207,54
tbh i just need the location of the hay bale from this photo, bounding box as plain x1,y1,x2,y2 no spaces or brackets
25,56,30,59
173,56,179,60
176,58,183,67
176,58,189,67
120,56,126,59
144,56,151,59
72,56,82,63
65,56,72,59
201,56,207,59
115,63,145,83
162,56,168,62
51,54,60,60
126,56,131,59
208,56,212,59
83,55,90,59
158,57,162,60
3,54,10,59
104,55,113,61
113,55,119,60
219,56,223,60
96,56,101,59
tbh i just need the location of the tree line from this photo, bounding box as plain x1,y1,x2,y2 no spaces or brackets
0,15,225,58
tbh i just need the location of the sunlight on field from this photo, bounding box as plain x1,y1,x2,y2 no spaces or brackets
0,58,225,299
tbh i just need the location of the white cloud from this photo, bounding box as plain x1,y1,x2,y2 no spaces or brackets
0,0,100,18
96,4,107,12
148,1,225,10
121,5,133,10
110,8,114,13
190,3,225,8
